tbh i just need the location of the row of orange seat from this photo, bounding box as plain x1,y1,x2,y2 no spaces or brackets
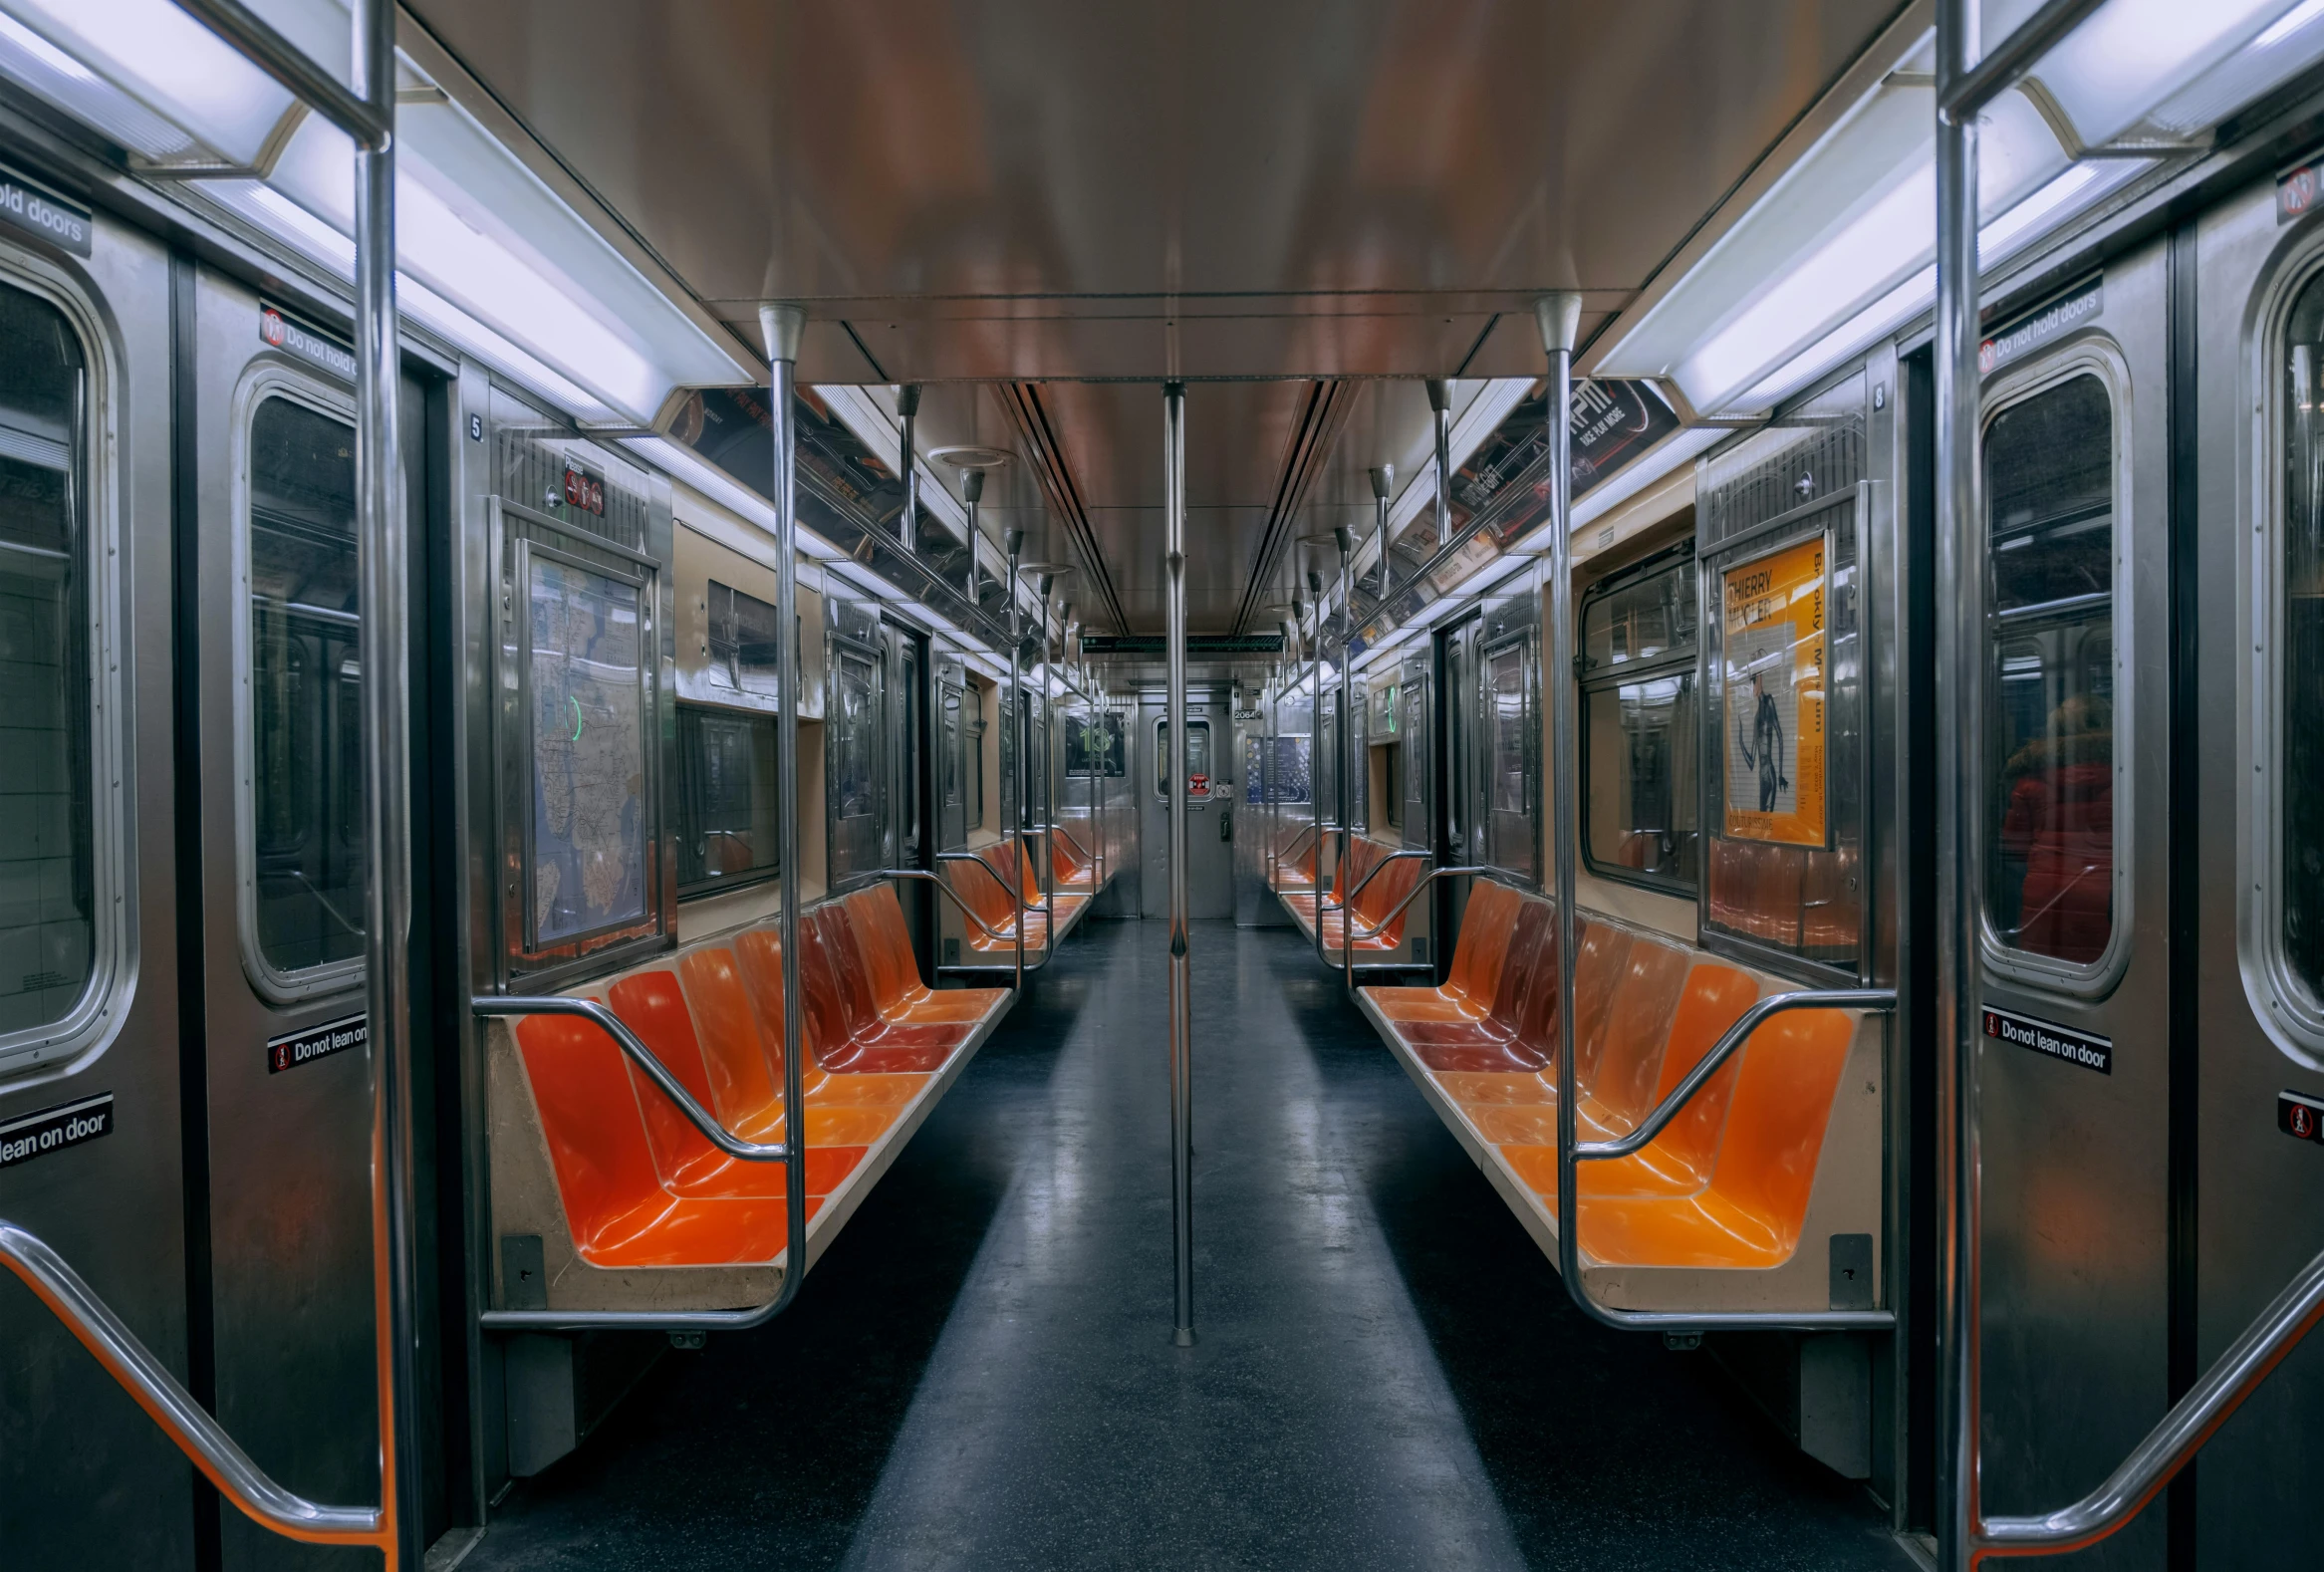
1277,834,1424,961
1354,878,1882,1310
489,883,1013,1310
945,833,1097,959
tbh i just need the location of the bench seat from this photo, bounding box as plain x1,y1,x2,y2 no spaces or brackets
1352,885,1884,1315
486,880,1014,1315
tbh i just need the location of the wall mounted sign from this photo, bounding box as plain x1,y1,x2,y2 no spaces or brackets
0,1092,113,1171
2279,1090,2324,1144
0,165,90,257
562,461,607,516
2282,156,2324,222
259,302,357,383
1984,1005,2112,1075
1719,533,1828,847
1979,279,2102,376
268,1014,367,1075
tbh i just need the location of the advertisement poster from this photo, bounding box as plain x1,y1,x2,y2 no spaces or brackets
1720,534,1827,847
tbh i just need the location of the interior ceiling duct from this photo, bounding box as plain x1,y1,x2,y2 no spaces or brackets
995,383,1131,637
1230,379,1353,638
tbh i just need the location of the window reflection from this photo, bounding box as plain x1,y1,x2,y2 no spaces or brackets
249,394,364,974
0,283,93,1032
2283,300,2324,997
1985,373,2115,965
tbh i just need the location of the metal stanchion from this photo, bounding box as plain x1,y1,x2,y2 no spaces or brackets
1163,381,1194,1346
757,303,813,1324
896,385,919,550
1334,525,1355,982
1933,2,1983,1555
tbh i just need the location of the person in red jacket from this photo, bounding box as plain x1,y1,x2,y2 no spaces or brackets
1998,692,2114,963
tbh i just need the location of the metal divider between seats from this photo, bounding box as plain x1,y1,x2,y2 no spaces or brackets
1340,862,1485,993
473,996,792,1162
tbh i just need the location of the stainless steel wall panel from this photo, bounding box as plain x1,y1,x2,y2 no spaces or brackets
1971,243,2172,1572
0,206,196,1572
2190,176,2324,1572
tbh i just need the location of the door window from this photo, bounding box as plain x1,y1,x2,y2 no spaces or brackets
1155,718,1211,798
247,393,364,978
2278,291,2324,1012
1983,372,2117,967
0,281,95,1039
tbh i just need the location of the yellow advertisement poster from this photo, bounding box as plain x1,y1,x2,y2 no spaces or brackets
1720,534,1827,847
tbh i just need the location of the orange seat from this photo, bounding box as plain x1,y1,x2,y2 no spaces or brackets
673,949,901,1147
1372,879,1521,1024
798,908,955,1074
601,968,870,1197
1565,1005,1857,1267
1405,899,1550,1072
730,926,935,1107
513,1011,821,1268
843,886,1006,1023
947,853,1052,952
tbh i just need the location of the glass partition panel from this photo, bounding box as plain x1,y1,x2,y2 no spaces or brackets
525,550,648,944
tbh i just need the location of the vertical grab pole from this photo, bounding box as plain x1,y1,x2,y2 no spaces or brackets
1537,293,1589,1310
1006,528,1026,989
758,305,812,1312
1307,575,1328,966
1163,381,1195,1347
1038,578,1056,941
1428,380,1452,562
1933,2,1985,1565
896,385,919,550
352,0,418,1560
1334,526,1355,988
1370,464,1395,607
963,469,984,612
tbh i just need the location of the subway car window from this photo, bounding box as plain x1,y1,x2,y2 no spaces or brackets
0,282,93,1036
674,704,778,894
1580,549,1698,893
526,552,649,944
248,393,364,975
1984,373,2115,966
2284,292,2324,1003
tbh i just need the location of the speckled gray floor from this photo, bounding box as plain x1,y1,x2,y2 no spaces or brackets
462,919,1916,1572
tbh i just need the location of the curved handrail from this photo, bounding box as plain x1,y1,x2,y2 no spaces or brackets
1975,1238,2324,1556
1324,846,1429,916
1576,989,1898,1161
887,868,1016,942
939,849,1039,914
0,1218,387,1545
884,867,1045,986
473,997,788,1163
1343,865,1489,992
1552,976,1898,1332
1042,821,1094,863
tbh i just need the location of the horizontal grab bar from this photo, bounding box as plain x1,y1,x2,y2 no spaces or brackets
1323,846,1429,915
0,1218,387,1544
473,997,788,1163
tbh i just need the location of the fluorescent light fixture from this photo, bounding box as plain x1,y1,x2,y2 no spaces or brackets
1612,72,2070,413
0,11,194,158
258,103,745,423
1733,157,2150,412
0,0,293,163
2139,0,2324,136
2022,0,2293,148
